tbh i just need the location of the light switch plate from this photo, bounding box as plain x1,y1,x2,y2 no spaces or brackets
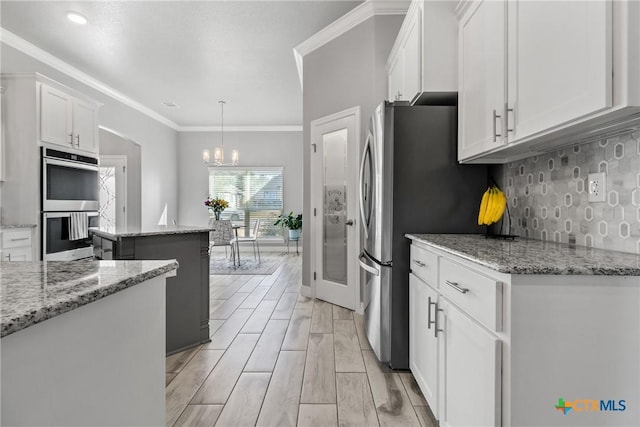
587,172,607,202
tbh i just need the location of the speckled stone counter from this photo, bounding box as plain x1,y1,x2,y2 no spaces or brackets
0,224,37,229
406,234,640,275
90,224,212,239
0,259,178,337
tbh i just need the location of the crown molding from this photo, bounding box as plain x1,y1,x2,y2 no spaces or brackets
177,125,302,132
1,27,180,131
293,0,411,89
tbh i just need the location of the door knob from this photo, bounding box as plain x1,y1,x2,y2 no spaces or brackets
346,219,354,226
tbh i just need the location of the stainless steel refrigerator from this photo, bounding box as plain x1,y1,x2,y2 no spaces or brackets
358,100,487,369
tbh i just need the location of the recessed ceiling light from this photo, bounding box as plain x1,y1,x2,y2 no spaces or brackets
67,12,87,25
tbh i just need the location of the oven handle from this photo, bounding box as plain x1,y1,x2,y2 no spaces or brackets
44,157,99,172
43,211,99,219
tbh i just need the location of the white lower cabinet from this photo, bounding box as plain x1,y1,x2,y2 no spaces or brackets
409,273,439,417
409,270,501,427
0,228,34,261
440,298,501,427
408,238,640,427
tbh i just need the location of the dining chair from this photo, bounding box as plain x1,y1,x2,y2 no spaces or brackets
208,219,235,263
231,218,261,262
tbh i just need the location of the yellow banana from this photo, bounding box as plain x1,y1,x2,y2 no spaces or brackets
493,190,507,223
487,187,498,224
477,188,491,225
482,187,496,225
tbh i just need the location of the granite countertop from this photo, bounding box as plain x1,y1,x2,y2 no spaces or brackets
406,234,640,275
90,224,212,239
0,224,37,229
1,259,178,337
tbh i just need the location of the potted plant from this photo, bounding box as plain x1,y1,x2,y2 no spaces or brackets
274,211,302,240
204,196,229,220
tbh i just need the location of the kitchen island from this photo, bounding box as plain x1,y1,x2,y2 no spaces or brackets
1,259,178,426
405,234,640,427
90,224,212,354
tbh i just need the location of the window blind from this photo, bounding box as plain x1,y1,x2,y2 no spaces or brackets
208,167,284,238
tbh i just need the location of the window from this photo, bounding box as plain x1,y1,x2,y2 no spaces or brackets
208,167,283,238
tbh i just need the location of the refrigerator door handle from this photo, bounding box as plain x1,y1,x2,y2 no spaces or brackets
359,252,380,276
359,132,371,239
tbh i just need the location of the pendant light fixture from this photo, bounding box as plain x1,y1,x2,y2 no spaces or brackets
202,100,239,166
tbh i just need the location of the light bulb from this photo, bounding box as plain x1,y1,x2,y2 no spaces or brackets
67,12,87,25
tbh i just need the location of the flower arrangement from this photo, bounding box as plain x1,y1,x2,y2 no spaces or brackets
205,197,229,220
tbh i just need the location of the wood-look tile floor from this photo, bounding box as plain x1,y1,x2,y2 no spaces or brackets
166,255,437,427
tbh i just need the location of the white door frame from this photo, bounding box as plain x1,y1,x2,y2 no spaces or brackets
309,106,361,312
99,155,127,229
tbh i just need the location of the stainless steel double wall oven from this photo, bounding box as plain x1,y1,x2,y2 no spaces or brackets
41,146,100,260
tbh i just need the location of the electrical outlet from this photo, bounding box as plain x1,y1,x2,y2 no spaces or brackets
588,172,607,202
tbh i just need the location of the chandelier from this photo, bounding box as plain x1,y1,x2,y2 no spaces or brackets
202,100,239,166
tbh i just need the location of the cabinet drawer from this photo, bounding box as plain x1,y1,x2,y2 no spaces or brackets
439,257,502,332
1,229,32,249
410,244,438,285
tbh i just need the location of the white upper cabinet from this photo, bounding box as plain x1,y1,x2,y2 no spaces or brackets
458,0,506,160
388,1,422,102
388,53,404,102
387,1,457,103
401,11,422,101
458,0,639,163
507,1,612,142
72,99,98,152
40,84,74,147
40,83,99,154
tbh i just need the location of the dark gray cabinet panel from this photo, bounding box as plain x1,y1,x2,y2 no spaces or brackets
94,232,210,354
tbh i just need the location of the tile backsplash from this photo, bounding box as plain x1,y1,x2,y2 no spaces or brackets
500,131,640,254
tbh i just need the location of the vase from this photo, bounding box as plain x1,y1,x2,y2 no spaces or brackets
214,211,221,220
288,229,301,240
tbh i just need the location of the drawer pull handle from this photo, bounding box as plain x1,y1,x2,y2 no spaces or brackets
445,280,469,294
9,237,29,242
412,260,427,268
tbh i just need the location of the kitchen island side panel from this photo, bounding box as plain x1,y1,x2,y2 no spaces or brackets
124,232,210,354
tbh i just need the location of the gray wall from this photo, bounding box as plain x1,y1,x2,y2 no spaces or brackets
1,44,178,227
302,15,404,288
99,128,142,229
497,131,640,254
177,131,303,226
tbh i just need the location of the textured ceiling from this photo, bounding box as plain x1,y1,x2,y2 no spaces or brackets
1,1,362,127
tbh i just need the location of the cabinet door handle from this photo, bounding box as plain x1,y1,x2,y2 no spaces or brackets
492,109,502,142
434,302,443,338
10,237,29,242
427,297,444,338
75,134,80,146
427,296,435,330
445,280,470,294
7,253,11,261
412,259,426,268
69,133,74,145
505,103,514,133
